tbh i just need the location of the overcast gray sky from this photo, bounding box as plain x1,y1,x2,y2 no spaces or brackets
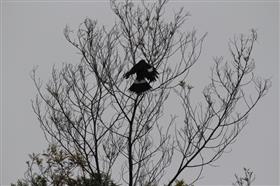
1,0,279,185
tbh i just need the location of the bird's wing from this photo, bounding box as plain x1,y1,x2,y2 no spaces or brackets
124,60,151,79
145,67,159,82
124,63,139,78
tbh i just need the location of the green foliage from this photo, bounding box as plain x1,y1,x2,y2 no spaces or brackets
11,144,118,186
11,175,46,186
11,181,29,186
75,176,119,186
12,175,118,186
174,179,194,186
175,180,186,186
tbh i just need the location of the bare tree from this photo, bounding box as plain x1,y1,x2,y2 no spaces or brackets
24,0,270,186
168,29,270,186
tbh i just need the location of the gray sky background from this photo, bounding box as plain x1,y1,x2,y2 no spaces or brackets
1,0,279,185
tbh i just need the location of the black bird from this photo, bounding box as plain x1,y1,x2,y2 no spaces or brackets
124,59,159,94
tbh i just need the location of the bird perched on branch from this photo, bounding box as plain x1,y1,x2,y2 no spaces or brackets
124,59,159,94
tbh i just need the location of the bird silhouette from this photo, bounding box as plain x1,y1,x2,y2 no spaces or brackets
124,59,159,94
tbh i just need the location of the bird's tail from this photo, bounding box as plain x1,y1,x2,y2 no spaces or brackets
129,79,152,94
